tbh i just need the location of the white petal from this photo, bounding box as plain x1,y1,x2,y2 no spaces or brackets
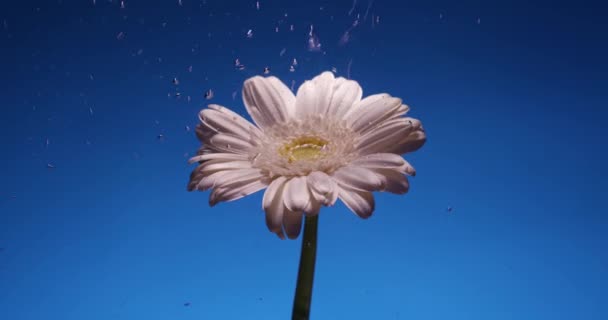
391,129,426,154
188,153,248,164
294,80,317,118
242,76,295,128
197,168,263,191
304,198,321,216
338,186,375,219
199,108,258,141
332,165,383,192
388,104,410,120
198,160,252,176
350,153,406,169
282,209,303,239
195,123,214,143
355,118,412,155
373,169,410,194
209,134,254,154
263,177,288,239
264,77,296,118
306,171,338,206
208,104,262,139
210,179,267,206
329,78,363,118
283,176,311,212
347,94,402,133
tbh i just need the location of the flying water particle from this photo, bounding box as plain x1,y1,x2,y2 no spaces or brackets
476,18,481,24
292,58,298,66
204,89,214,100
184,302,191,307
187,65,193,72
307,25,322,52
175,92,182,98
256,1,260,10
331,67,337,73
263,66,270,75
137,49,143,55
178,0,183,6
289,65,295,72
275,26,279,32
116,32,125,40
185,125,191,132
279,48,286,56
338,31,351,46
47,163,55,169
347,58,353,79
45,138,50,148
2,19,7,30
89,106,94,115
246,29,253,38
447,206,453,213
363,0,373,21
348,0,357,16
120,1,125,9
89,74,94,80
290,24,294,31
157,134,165,141
234,58,245,70
172,77,179,85
187,95,191,103
439,13,443,19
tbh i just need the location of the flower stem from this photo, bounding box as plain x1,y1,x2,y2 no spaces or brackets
292,215,318,320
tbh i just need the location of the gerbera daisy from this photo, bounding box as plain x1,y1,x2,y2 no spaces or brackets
187,71,425,239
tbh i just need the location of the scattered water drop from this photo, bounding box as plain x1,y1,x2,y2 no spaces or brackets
204,89,214,100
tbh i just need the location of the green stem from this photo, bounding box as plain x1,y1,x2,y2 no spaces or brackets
292,215,319,320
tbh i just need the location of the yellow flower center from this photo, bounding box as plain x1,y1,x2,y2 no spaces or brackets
279,136,328,163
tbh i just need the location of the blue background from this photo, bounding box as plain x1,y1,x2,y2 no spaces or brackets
1,0,607,319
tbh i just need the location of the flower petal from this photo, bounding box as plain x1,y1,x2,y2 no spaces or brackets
294,80,317,118
373,168,410,194
209,134,254,154
338,186,375,219
242,76,295,128
329,78,363,119
332,166,383,192
263,177,288,239
188,153,248,164
198,160,253,176
199,108,259,141
347,94,402,133
283,209,303,239
355,118,413,155
304,198,321,216
391,129,426,154
210,179,267,206
194,168,263,191
350,153,406,169
283,176,311,212
307,171,338,206
208,104,262,139
311,71,337,115
299,71,339,117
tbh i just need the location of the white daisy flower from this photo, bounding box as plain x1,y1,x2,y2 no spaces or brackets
187,71,425,239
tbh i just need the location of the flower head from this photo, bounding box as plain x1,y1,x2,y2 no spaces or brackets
188,72,425,239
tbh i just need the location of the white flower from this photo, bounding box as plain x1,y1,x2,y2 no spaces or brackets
188,72,425,239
